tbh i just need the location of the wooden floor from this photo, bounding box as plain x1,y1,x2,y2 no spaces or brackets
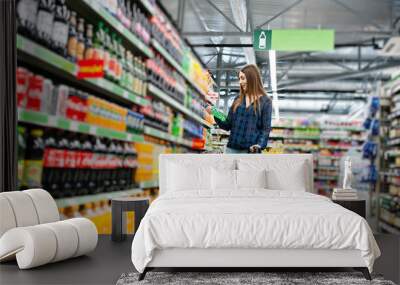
0,234,399,285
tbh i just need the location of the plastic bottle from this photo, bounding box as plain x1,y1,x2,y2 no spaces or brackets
51,0,70,57
17,126,27,189
84,24,94,60
36,0,56,48
17,0,39,39
67,11,78,62
211,106,227,122
75,18,86,61
22,128,45,188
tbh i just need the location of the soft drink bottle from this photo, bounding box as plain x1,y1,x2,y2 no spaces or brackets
22,128,45,189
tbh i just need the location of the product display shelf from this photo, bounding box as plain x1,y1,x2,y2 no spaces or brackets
319,145,353,150
147,83,211,128
140,0,156,15
140,180,159,189
283,145,319,151
388,138,400,146
317,165,339,171
386,150,400,157
315,175,339,181
151,39,208,101
55,188,143,208
320,136,366,142
17,35,148,107
379,221,400,235
388,109,400,120
272,125,364,132
144,126,192,148
18,108,145,142
269,135,320,141
75,0,153,58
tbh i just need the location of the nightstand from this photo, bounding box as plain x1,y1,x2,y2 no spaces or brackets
332,199,366,218
111,197,149,242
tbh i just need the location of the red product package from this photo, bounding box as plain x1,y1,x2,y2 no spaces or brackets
26,75,44,111
16,67,30,108
65,90,88,122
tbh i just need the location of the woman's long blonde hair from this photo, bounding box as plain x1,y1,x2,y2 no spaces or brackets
232,64,266,114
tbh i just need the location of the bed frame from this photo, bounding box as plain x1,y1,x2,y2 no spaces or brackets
139,248,370,280
138,154,371,281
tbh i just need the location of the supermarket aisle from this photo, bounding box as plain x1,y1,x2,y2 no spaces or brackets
1,234,398,285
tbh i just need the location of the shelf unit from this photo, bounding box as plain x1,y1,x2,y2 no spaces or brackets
140,180,159,189
18,108,145,143
378,77,400,234
270,123,366,195
56,188,143,208
17,35,149,107
80,0,153,58
147,83,211,128
144,126,192,148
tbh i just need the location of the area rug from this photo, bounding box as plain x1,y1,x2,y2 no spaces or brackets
116,271,395,285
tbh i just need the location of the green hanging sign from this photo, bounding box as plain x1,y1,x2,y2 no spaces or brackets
253,29,335,51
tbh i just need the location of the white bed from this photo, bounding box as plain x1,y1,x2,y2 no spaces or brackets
131,154,380,281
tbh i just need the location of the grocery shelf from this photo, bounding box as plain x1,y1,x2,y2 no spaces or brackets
272,125,319,130
283,145,319,151
144,126,192,147
388,108,400,120
151,39,208,101
140,0,156,15
140,180,159,189
272,125,364,132
320,136,366,142
17,35,149,107
318,155,342,160
385,150,400,157
315,175,339,180
56,188,143,208
269,135,320,140
381,170,400,176
320,145,353,150
79,0,153,58
147,83,211,128
18,108,145,143
379,221,400,235
388,138,400,146
317,165,339,171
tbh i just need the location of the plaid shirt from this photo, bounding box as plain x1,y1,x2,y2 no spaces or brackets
215,96,272,150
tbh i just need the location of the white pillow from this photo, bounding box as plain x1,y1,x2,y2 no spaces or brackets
236,169,267,189
265,165,307,191
212,168,237,191
237,158,310,191
168,162,211,191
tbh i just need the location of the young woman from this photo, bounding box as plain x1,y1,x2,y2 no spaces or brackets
209,64,272,154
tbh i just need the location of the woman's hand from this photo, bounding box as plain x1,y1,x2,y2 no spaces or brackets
206,105,212,114
249,144,261,153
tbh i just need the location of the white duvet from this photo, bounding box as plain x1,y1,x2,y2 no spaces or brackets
131,190,380,273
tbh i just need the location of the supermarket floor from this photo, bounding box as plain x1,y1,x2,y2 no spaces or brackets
1,234,399,285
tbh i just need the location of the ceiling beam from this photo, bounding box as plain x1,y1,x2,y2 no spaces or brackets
183,31,392,37
205,0,244,32
256,0,303,29
332,0,385,31
279,62,400,88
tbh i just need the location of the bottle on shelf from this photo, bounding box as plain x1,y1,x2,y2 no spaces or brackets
36,0,56,48
17,0,40,39
75,17,86,61
22,128,45,189
84,24,94,60
51,0,70,57
93,21,106,61
17,126,27,189
67,11,78,62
